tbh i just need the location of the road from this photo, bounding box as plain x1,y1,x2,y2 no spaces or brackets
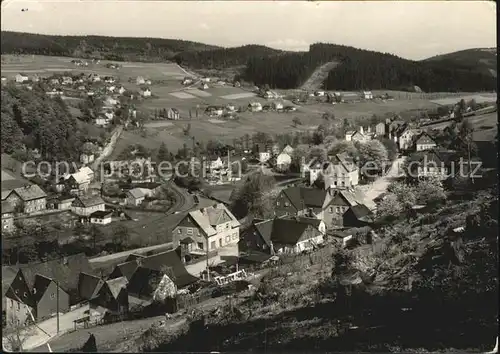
358,157,406,210
3,306,89,352
91,125,123,173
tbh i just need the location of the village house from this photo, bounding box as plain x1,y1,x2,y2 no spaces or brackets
397,126,421,151
89,210,113,225
322,188,369,228
242,217,325,255
233,81,241,87
32,274,70,321
182,77,193,85
56,195,75,210
46,88,64,96
324,153,360,189
5,184,47,214
125,249,198,310
78,273,104,302
201,83,209,90
275,145,294,170
2,201,15,231
136,76,146,85
103,96,119,107
141,88,152,97
94,116,111,127
388,120,406,140
167,108,180,120
126,188,155,206
172,203,240,254
350,126,370,142
15,73,29,83
409,150,455,180
117,86,126,95
414,133,437,151
248,102,263,112
71,195,105,216
375,122,387,136
89,277,129,318
64,166,94,194
205,106,224,117
80,152,95,165
304,159,329,186
206,156,224,170
106,85,116,93
104,76,115,84
225,103,236,112
363,91,374,99
274,186,332,221
342,204,374,228
2,268,35,327
61,76,73,85
272,101,284,111
49,78,60,85
254,143,271,163
32,74,40,82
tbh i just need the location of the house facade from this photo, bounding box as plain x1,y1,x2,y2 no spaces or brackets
415,134,437,151
167,108,180,120
89,277,129,317
2,201,15,231
172,204,240,253
322,189,369,228
15,73,29,83
275,186,332,221
375,122,386,136
71,195,105,216
5,185,47,214
3,269,35,327
90,211,113,225
126,188,154,206
324,153,359,189
32,275,70,321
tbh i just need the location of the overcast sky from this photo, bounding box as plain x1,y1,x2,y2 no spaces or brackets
1,0,496,60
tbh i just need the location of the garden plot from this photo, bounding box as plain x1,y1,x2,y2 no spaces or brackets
430,95,497,106
220,92,257,100
186,89,212,97
144,121,174,128
46,68,73,71
170,91,196,99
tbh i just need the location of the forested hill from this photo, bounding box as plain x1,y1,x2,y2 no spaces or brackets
423,48,497,78
1,31,496,92
0,31,220,62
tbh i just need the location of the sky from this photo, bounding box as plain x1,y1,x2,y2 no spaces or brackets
1,0,497,60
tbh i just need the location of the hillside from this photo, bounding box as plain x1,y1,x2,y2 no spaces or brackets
0,31,219,62
425,48,497,78
136,185,498,353
1,31,496,92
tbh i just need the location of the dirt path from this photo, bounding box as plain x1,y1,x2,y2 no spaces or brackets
300,61,340,91
358,157,406,210
91,125,123,172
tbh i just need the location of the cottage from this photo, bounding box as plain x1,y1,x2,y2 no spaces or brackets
375,122,386,136
283,106,297,112
2,268,35,327
254,143,271,163
16,253,94,308
243,217,324,255
408,149,455,180
77,273,104,302
117,86,126,95
350,127,370,142
71,195,105,216
248,102,263,112
2,201,15,231
233,81,241,88
314,90,325,97
363,91,374,99
182,77,193,85
344,130,355,141
57,195,75,210
205,106,224,117
90,210,113,225
172,203,240,254
201,83,209,90
15,73,29,83
62,76,73,85
64,166,94,194
89,277,129,317
275,186,331,220
141,88,152,97
136,76,146,85
272,101,284,111
225,103,236,112
342,204,374,227
5,184,47,214
322,188,368,228
126,188,154,206
104,76,115,84
415,133,437,152
323,153,359,189
167,108,180,120
275,145,294,170
396,125,421,151
94,116,110,127
32,274,70,320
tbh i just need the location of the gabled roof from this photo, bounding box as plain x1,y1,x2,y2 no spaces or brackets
74,195,105,208
186,204,240,236
128,188,148,199
65,167,93,184
10,184,47,201
17,253,94,293
78,272,104,301
280,186,327,210
262,217,320,246
33,274,56,302
331,152,358,172
2,267,20,296
415,133,437,145
90,210,113,219
105,276,128,299
346,204,373,222
110,260,140,281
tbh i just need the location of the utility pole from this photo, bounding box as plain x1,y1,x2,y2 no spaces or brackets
205,238,210,282
56,279,60,334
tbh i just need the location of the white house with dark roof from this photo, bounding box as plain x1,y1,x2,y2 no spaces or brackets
71,195,105,216
172,203,240,253
126,188,155,206
15,73,29,83
167,108,180,120
64,167,94,194
90,210,113,225
324,153,360,189
415,133,437,151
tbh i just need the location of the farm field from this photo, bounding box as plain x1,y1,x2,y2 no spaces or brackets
423,112,497,141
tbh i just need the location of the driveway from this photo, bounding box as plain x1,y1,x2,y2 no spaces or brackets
358,157,406,210
3,306,89,351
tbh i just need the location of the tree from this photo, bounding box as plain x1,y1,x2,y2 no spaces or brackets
157,142,170,162
184,123,191,136
467,98,478,112
89,224,104,250
416,177,447,207
112,224,129,246
376,194,403,221
328,140,358,159
292,117,302,127
377,137,398,161
290,144,309,173
231,172,275,219
356,140,389,178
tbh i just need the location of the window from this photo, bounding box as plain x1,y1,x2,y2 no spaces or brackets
284,201,290,207
17,302,20,310
23,292,27,298
226,224,229,229
210,241,216,250
276,201,280,206
187,228,193,235
329,206,334,213
50,293,55,299
336,207,340,213
10,299,13,307
226,236,230,243
219,239,223,247
177,229,182,234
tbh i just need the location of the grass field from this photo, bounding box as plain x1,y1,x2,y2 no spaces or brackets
423,112,497,141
